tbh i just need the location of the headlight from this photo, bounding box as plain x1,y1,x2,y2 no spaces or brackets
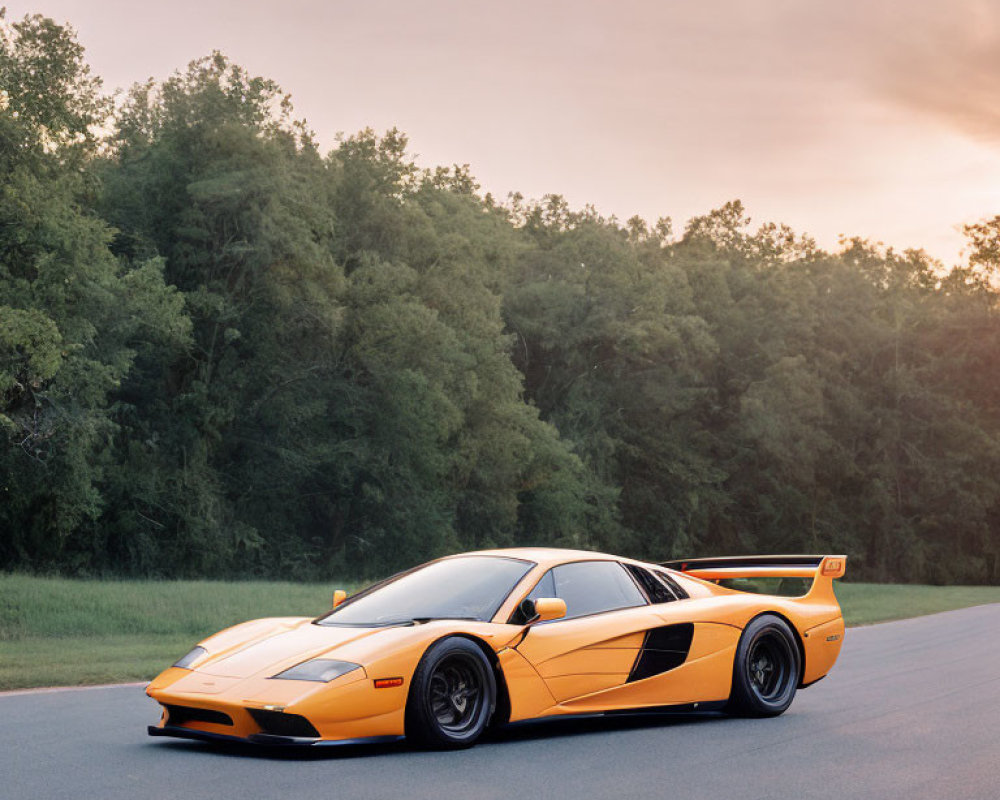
273,659,361,683
173,646,207,669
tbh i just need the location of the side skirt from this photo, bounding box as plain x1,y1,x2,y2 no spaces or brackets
603,700,728,716
503,700,729,731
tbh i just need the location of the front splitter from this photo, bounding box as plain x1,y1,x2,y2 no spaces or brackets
147,724,404,748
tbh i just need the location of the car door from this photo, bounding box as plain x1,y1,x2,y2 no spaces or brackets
512,560,668,704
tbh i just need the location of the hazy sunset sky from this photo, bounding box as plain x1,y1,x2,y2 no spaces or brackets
9,0,1000,263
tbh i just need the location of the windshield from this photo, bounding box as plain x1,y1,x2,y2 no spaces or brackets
317,555,534,626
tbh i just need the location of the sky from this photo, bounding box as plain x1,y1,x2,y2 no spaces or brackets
8,0,1000,264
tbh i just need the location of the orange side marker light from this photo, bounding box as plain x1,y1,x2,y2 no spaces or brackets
374,677,404,689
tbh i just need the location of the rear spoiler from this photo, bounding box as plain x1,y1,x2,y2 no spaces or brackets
660,555,847,601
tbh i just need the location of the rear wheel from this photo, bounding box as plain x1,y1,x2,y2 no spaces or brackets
405,637,496,749
728,614,800,717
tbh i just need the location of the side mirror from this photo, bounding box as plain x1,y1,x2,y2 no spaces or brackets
519,597,566,624
332,589,347,608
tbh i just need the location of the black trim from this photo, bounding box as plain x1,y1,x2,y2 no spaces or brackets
248,733,324,745
627,623,694,683
661,556,824,572
502,700,729,730
603,700,728,715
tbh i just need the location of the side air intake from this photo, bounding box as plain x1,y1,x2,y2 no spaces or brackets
627,623,694,682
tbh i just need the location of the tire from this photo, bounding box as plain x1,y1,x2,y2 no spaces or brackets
727,614,801,717
405,637,496,749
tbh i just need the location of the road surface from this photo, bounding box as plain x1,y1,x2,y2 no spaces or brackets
3,604,999,800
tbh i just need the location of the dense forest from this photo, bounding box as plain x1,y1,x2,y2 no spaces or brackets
2,14,999,583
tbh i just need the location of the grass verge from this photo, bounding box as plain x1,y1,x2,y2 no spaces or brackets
0,575,354,691
834,582,1000,626
1,575,999,690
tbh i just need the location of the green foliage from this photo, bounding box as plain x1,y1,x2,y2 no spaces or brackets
0,12,190,568
1,13,999,583
0,306,62,400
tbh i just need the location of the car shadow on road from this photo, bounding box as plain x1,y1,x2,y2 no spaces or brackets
485,709,729,745
145,710,727,762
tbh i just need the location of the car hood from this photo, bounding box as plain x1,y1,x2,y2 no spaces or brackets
195,620,390,680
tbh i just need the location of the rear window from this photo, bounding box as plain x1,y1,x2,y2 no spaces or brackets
652,569,689,600
625,564,679,604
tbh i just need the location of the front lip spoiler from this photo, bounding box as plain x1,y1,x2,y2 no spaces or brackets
147,725,403,748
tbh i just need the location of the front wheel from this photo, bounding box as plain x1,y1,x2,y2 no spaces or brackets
728,614,801,717
405,637,496,749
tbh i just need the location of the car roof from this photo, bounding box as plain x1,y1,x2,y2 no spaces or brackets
451,547,652,570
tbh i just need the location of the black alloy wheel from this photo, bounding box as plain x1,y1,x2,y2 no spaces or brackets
406,637,496,748
727,614,801,717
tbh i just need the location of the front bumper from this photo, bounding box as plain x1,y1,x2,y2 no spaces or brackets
146,665,409,745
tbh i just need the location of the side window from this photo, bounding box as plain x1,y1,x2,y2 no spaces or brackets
551,561,647,620
508,570,556,624
526,570,556,602
624,564,677,604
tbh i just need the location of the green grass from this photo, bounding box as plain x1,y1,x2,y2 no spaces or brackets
834,582,1000,626
0,575,357,691
1,575,999,690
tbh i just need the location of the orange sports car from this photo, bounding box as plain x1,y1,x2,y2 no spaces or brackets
146,548,847,749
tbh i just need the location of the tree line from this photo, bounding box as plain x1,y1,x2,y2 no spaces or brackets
2,13,999,583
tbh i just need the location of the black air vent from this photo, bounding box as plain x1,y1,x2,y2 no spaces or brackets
164,704,233,727
247,708,321,738
627,623,695,682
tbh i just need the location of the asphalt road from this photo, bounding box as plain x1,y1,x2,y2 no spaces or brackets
3,605,999,800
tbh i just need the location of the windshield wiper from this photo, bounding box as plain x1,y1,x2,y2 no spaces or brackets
406,616,481,624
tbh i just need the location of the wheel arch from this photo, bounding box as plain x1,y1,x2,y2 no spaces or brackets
742,611,807,688
412,632,511,728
